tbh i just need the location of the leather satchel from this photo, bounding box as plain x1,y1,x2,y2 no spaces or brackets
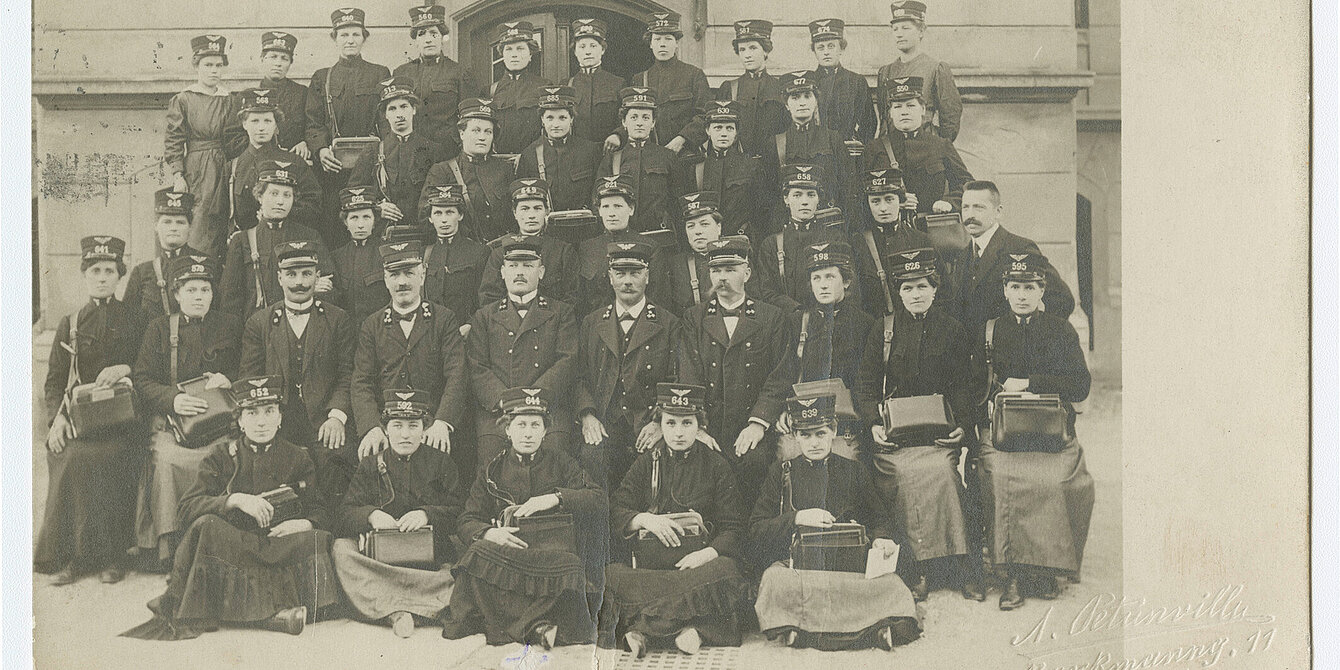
330,137,380,171
992,392,1069,453
362,526,436,568
920,212,970,256
632,511,708,570
168,375,237,448
545,209,600,244
503,506,577,554
790,522,869,573
67,379,137,438
879,393,956,447
260,485,303,526
792,379,858,422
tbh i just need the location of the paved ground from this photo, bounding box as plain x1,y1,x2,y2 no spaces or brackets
30,333,1122,669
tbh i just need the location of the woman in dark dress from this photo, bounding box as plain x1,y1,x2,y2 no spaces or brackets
602,383,749,657
131,255,244,566
36,236,144,585
332,388,464,638
440,387,607,649
855,246,982,601
750,392,921,651
123,376,339,640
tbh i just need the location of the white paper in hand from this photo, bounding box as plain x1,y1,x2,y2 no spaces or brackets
865,543,900,579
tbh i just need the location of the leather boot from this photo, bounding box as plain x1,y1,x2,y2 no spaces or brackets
530,622,557,650
50,565,79,587
998,577,1024,611
99,566,125,584
624,631,648,658
909,573,929,602
674,627,702,655
259,606,307,635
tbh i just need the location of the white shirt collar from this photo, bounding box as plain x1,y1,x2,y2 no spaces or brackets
973,222,1001,253
718,295,746,312
510,289,539,305
617,298,646,319
392,301,420,317
284,298,314,312
185,82,231,97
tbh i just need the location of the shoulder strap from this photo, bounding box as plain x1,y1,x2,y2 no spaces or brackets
881,134,899,170
376,139,389,193
247,226,265,309
448,158,474,212
687,255,701,305
774,132,787,164
981,317,999,407
728,79,737,101
641,71,648,88
325,67,340,138
694,160,705,190
863,231,895,314
490,79,500,97
65,309,81,391
227,157,239,221
795,311,810,379
649,448,662,514
781,460,795,514
535,144,547,181
422,243,434,269
152,256,172,315
774,233,786,286
611,149,623,177
881,313,896,397
169,313,181,386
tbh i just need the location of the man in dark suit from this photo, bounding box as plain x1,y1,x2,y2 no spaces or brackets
575,241,689,487
466,238,580,471
953,180,1074,338
349,76,449,232
681,236,788,506
349,239,467,466
240,241,357,502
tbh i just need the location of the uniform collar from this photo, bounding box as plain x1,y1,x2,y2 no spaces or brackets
627,138,649,148
1015,313,1035,326
352,237,372,247
616,298,646,320
744,68,766,79
546,135,569,147
247,439,272,454
514,449,538,464
509,289,539,307
89,297,112,308
161,246,186,259
794,119,816,132
972,223,1001,254
818,65,840,77
392,130,414,143
800,453,830,466
463,151,489,163
185,82,230,97
506,70,524,80
580,65,600,75
717,295,747,313
339,54,366,65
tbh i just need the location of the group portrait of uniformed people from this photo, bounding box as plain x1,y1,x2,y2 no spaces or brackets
37,1,1095,657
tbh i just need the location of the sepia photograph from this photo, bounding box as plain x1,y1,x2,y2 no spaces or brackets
17,0,1314,667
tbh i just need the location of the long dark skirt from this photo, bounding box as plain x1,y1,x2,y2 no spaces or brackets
121,514,340,641
978,437,1095,574
870,445,970,562
441,540,594,646
599,556,748,648
135,422,223,561
34,429,141,574
754,562,922,650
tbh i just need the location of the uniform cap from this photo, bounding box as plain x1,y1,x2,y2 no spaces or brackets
499,387,549,416
863,168,905,195
232,376,284,408
607,241,653,270
808,19,846,42
339,186,376,212
260,31,297,54
274,240,319,270
656,382,706,415
379,239,425,270
169,254,216,284
644,12,684,39
501,236,543,262
382,388,433,420
704,100,741,124
1001,252,1048,283
890,0,928,24
257,160,298,187
379,77,420,106
190,34,228,62
705,235,751,267
787,392,838,430
680,191,720,220
571,18,609,44
619,86,657,110
409,5,446,31
886,76,924,102
155,187,194,216
537,85,577,110
804,240,853,273
887,247,938,280
80,235,126,263
331,7,366,30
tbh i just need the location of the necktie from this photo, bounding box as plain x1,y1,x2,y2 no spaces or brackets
719,307,741,317
394,310,416,322
513,300,533,313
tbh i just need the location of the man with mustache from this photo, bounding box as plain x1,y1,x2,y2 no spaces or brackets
465,238,580,472
952,180,1074,336
476,179,580,306
240,241,357,503
123,188,211,324
349,239,467,469
680,236,788,507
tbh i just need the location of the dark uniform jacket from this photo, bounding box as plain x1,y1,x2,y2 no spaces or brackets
339,446,464,562
976,311,1090,432
262,77,310,151
123,246,207,324
457,447,604,545
681,296,788,447
649,248,799,318
768,121,852,208
350,300,467,437
394,55,476,155
515,135,603,213
329,239,390,324
228,143,322,230
754,302,875,425
576,301,688,431
491,71,552,155
610,444,746,559
568,67,624,143
178,437,329,532
629,58,712,147
876,54,962,142
716,71,789,158
349,131,449,231
219,219,334,319
863,125,973,213
466,295,579,418
132,310,244,417
953,225,1075,337
597,140,687,234
477,234,580,306
855,307,978,437
848,223,935,316
421,235,492,326
807,64,878,144
687,144,766,238
419,153,516,242
304,55,392,152
44,298,142,424
748,454,903,565
756,220,852,307
240,299,355,441
574,230,665,317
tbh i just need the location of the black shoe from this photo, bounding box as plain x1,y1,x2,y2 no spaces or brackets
98,566,125,584
1036,575,1061,600
909,574,929,602
50,565,78,586
260,606,307,635
998,577,1024,611
530,622,557,650
961,578,985,601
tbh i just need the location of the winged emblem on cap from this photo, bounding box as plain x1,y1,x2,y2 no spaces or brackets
436,186,453,195
872,170,887,178
601,176,620,185
349,187,366,195
894,77,910,85
653,13,670,20
94,236,111,244
339,8,356,15
712,100,732,107
191,255,208,263
519,179,537,187
544,87,561,94
249,378,268,387
272,31,288,38
478,98,493,106
504,21,519,28
900,251,919,260
817,20,832,28
205,34,222,41
523,388,542,396
396,391,415,400
811,243,830,251
616,243,636,250
796,166,813,173
167,193,183,206
671,388,691,397
685,193,700,202
576,19,593,25
1010,254,1029,261
274,161,292,168
292,241,310,249
254,89,271,96
798,398,818,407
390,243,408,251
631,87,650,94
381,78,395,87
710,240,728,248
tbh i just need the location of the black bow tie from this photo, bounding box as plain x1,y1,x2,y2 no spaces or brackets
618,312,637,322
393,310,417,322
512,300,534,312
720,307,743,317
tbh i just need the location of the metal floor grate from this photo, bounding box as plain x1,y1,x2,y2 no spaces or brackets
612,647,739,670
